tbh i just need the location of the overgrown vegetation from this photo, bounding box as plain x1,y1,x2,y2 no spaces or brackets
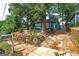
0,40,11,55
12,31,45,46
29,32,45,46
1,3,79,56
0,3,79,34
0,40,22,56
55,52,65,56
0,15,23,34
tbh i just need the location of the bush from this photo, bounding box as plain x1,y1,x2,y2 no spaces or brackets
0,40,22,56
12,31,45,46
0,40,12,55
0,18,23,34
1,22,14,34
55,52,65,56
29,32,45,46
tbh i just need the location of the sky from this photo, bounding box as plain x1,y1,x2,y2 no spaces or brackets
0,3,9,21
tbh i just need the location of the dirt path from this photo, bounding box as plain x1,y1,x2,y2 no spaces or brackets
7,33,79,56
41,33,79,56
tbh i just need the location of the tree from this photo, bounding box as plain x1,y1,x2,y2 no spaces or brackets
8,3,52,33
1,15,15,34
28,4,52,33
3,3,79,34
1,3,27,34
58,3,79,22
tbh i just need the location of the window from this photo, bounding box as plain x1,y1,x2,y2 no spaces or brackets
34,23,42,29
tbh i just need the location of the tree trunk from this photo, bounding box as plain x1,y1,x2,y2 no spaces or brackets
41,19,46,34
26,18,29,30
11,33,14,53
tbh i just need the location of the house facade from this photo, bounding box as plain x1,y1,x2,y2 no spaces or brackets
71,11,79,26
34,11,79,32
34,13,61,32
22,11,79,33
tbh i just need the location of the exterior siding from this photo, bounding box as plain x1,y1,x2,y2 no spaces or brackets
71,14,79,26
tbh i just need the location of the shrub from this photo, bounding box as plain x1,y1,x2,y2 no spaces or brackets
1,22,14,34
29,32,45,46
0,40,22,56
0,40,12,55
55,52,65,56
12,31,45,46
0,19,23,34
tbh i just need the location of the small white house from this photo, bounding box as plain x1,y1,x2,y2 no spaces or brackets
71,11,79,26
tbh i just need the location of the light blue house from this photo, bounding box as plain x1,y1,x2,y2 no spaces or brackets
34,13,61,32
34,11,79,32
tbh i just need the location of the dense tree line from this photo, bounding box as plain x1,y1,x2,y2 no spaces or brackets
0,3,79,34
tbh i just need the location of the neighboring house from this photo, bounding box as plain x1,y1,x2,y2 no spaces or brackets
71,11,79,26
24,11,79,32
34,13,61,32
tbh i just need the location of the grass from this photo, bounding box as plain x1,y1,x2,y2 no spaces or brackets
0,40,22,56
0,40,11,55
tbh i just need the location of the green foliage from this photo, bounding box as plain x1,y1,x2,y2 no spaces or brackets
0,40,12,55
29,32,45,46
55,52,65,56
49,3,79,21
1,21,14,34
0,40,22,56
1,3,79,34
9,3,52,30
0,21,4,32
58,3,78,21
1,15,23,34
